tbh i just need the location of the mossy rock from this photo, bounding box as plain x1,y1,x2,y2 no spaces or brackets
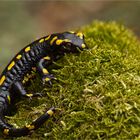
7,21,140,140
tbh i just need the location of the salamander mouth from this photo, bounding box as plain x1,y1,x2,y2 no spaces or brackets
62,45,80,53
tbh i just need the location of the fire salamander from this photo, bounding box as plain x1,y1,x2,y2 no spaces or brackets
0,31,87,137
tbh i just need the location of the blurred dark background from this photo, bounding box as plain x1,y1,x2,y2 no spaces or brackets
0,1,140,72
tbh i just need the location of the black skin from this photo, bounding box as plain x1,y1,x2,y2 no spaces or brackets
0,31,87,137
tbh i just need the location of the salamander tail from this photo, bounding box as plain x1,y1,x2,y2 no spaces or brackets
0,107,56,137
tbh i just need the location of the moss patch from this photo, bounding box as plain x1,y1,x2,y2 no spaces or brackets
6,21,140,140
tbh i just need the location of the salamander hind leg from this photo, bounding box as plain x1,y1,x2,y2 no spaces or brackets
11,81,42,99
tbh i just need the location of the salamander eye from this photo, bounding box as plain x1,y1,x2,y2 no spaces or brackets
66,42,71,47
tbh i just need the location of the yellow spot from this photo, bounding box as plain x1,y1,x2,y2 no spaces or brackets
7,95,11,104
26,124,35,130
47,109,54,116
81,44,86,49
45,35,51,41
45,77,50,81
7,61,15,70
3,128,9,135
0,76,6,85
25,46,31,52
44,56,51,60
42,68,49,74
76,32,83,39
16,54,22,59
26,94,33,97
56,39,63,45
39,38,44,43
64,39,71,43
50,36,58,45
69,31,75,34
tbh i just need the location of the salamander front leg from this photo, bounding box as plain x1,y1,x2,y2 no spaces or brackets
37,56,56,86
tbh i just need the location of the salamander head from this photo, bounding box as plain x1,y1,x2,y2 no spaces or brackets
54,31,87,53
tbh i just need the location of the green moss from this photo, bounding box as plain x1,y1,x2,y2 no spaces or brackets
7,21,140,139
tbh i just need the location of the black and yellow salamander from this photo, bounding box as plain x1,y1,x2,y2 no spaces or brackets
0,31,87,137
